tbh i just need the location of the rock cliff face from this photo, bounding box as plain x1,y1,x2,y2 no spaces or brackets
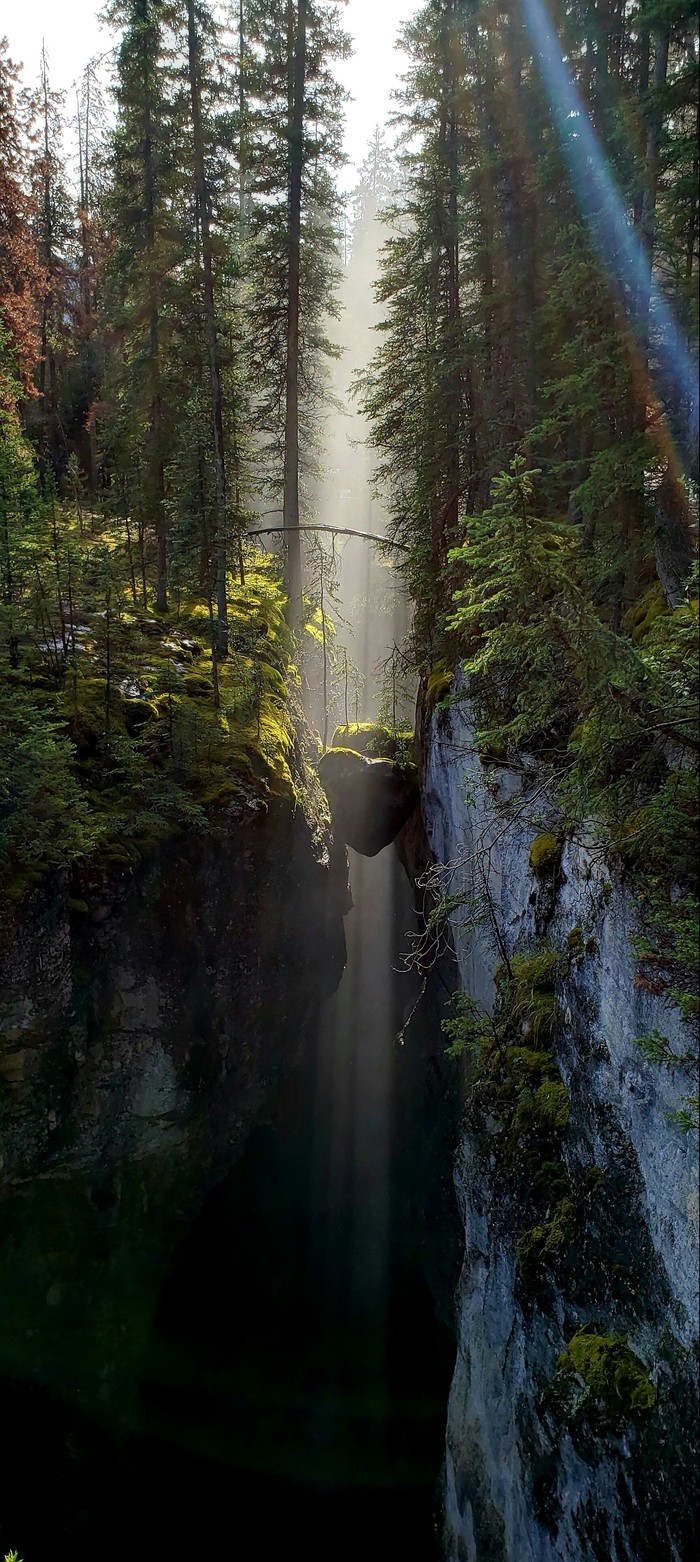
421,673,698,1562
0,780,347,1421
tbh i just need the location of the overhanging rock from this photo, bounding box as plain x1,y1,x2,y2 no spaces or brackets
318,747,419,856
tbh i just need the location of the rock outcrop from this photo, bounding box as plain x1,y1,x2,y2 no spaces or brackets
319,746,419,856
421,672,699,1562
0,780,347,1422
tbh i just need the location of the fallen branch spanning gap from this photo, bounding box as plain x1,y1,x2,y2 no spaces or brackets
246,524,410,552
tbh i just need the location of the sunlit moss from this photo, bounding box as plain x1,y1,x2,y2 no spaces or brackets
426,663,454,705
182,673,213,699
1,536,307,901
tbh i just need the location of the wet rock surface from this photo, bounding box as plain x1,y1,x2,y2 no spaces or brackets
319,747,419,856
422,672,699,1562
0,788,458,1562
0,789,348,1442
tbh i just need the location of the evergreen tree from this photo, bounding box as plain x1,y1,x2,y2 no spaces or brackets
364,0,698,650
0,41,46,395
243,0,349,626
103,0,182,613
185,0,235,654
28,47,76,485
70,55,110,493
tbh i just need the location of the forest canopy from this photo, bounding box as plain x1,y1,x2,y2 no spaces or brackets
0,0,697,995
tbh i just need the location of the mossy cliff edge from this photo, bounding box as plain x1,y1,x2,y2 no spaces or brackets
420,672,698,1562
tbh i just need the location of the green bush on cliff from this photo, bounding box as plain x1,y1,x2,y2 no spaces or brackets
444,457,698,998
442,991,495,1059
0,683,98,896
508,946,562,992
445,940,569,1173
447,458,584,752
443,937,582,1294
505,947,562,1043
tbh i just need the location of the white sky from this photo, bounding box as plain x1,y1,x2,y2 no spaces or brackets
5,0,419,189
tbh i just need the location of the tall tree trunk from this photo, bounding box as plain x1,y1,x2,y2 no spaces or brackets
238,0,247,243
635,26,692,599
78,65,98,494
40,46,57,485
187,0,229,655
283,0,307,631
143,90,167,613
444,6,462,537
637,25,670,368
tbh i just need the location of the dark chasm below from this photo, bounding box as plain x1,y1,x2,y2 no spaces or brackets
0,845,459,1561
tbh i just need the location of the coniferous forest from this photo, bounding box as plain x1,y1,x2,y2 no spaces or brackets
0,3,698,1560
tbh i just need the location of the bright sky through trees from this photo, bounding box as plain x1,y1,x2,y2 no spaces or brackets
5,0,419,189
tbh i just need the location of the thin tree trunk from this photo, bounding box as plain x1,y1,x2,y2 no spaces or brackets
2,501,18,668
283,0,307,631
187,0,229,655
137,508,148,608
319,549,328,748
143,81,167,613
40,46,56,485
238,0,247,243
634,27,693,596
80,66,99,495
637,26,670,367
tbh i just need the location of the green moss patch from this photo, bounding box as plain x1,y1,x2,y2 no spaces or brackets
426,663,454,705
529,833,562,876
183,673,214,699
506,947,562,1043
517,1196,576,1286
556,1330,655,1418
622,581,669,644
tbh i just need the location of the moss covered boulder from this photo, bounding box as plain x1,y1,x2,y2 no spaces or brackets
331,722,414,761
319,747,419,856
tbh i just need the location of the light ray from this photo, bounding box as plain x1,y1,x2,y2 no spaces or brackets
521,0,699,465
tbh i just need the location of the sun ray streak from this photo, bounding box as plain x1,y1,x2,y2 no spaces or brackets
520,0,699,462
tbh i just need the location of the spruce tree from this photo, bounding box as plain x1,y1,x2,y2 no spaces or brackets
185,0,234,654
29,47,75,485
243,0,349,626
103,0,181,613
0,41,46,395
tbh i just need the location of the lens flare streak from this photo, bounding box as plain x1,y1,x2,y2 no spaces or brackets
521,0,699,458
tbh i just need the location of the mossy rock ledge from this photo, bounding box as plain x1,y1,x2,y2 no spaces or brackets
318,747,419,856
529,832,562,876
331,722,414,761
